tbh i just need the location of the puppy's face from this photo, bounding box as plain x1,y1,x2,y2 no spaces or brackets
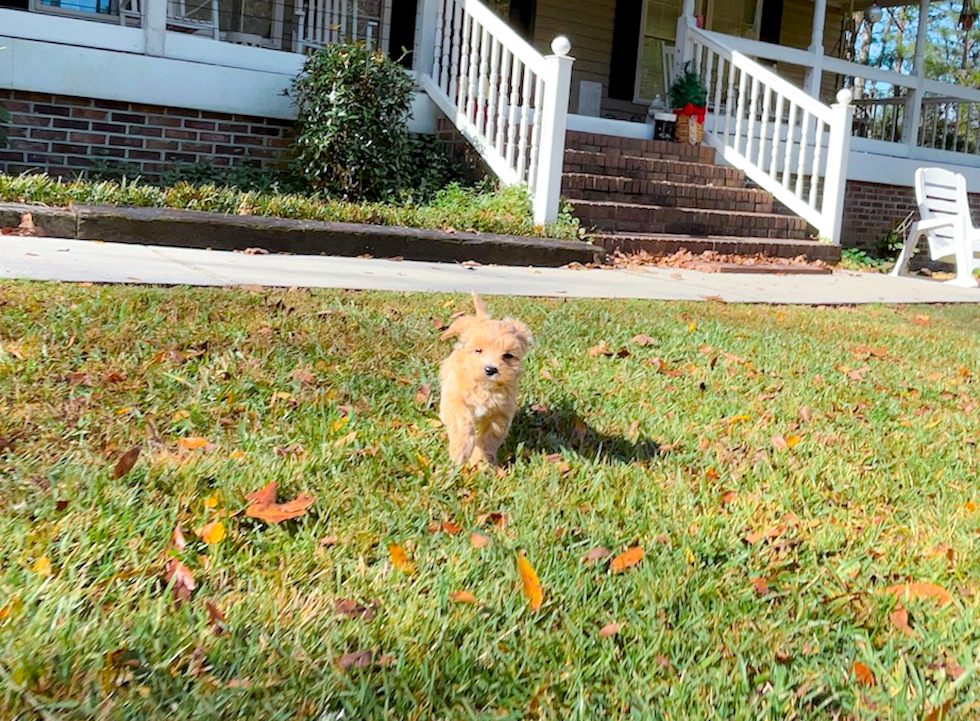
443,317,532,387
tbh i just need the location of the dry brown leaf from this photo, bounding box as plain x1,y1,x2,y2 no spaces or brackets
628,420,641,436
517,553,543,610
924,699,955,721
244,481,315,523
246,481,277,506
885,582,954,606
415,384,432,404
111,447,141,480
206,601,227,635
339,649,374,670
449,590,479,604
470,533,491,548
888,604,911,634
171,523,188,552
334,599,377,621
588,341,613,358
913,314,931,326
631,334,656,346
771,434,788,450
429,520,462,535
163,559,196,605
388,544,416,575
598,621,621,638
609,546,644,572
852,661,876,687
750,577,770,596
582,547,611,563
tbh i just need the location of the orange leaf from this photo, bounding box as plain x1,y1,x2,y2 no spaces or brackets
178,436,213,451
517,553,543,610
609,546,644,573
885,582,954,606
852,661,876,687
163,559,196,605
598,621,621,638
246,493,315,524
750,577,770,595
388,544,416,575
449,590,479,604
111,447,141,480
889,604,912,634
470,533,491,548
246,481,278,506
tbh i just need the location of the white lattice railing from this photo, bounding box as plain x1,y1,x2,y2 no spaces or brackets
417,0,572,225
679,23,854,245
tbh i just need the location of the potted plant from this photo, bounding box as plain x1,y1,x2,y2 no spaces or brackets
669,63,708,144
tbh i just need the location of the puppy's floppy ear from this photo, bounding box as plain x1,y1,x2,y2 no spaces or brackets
440,314,478,341
505,319,533,354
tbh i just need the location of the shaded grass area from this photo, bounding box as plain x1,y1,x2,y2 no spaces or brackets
0,174,583,241
2,285,980,719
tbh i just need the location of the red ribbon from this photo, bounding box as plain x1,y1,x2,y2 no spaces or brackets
674,103,706,124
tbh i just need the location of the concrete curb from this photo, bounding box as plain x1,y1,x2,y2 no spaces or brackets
0,202,602,268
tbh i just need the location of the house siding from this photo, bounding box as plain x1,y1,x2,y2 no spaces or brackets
0,89,292,180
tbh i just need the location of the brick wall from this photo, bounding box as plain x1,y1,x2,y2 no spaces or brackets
0,89,293,180
841,179,980,251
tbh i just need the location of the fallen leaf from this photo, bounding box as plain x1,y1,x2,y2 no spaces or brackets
884,582,953,606
179,437,215,451
771,434,788,449
784,434,801,447
889,604,911,634
428,520,462,535
924,700,955,721
244,481,315,523
470,533,491,548
913,314,931,326
111,447,141,479
598,621,621,638
583,547,611,563
32,556,52,577
750,577,770,595
199,521,226,545
852,661,876,687
799,406,811,422
631,334,656,346
334,599,377,620
415,384,432,404
628,420,640,436
206,602,227,635
449,590,479,604
292,367,316,384
339,649,374,670
163,559,196,605
719,490,738,505
609,546,644,572
388,544,416,575
588,341,613,358
945,653,965,681
171,524,188,551
517,553,543,610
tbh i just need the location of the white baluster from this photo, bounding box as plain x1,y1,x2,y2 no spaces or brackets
770,93,784,179
448,0,462,101
476,26,490,136
734,69,747,157
710,52,723,136
722,63,736,148
757,84,771,169
456,11,471,111
505,57,521,168
782,102,797,189
795,109,810,199
466,19,481,125
746,76,759,159
528,75,545,188
486,38,501,149
808,118,824,208
494,48,511,155
516,64,532,180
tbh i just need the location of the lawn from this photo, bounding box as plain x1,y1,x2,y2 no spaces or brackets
1,283,979,720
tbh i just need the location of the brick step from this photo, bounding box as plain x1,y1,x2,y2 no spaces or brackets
571,199,811,239
562,173,776,214
563,149,746,189
565,130,715,163
589,232,840,263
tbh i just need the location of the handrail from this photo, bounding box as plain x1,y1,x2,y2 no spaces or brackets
417,0,572,224
683,24,853,244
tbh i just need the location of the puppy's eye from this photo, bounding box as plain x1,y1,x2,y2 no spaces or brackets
474,348,482,354
503,352,515,360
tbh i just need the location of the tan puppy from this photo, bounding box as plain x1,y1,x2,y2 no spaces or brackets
438,292,533,466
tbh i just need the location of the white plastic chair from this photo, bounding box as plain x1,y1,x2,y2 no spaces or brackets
890,166,980,288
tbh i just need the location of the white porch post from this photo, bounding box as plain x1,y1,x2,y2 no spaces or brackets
676,0,696,67
532,36,573,226
905,0,929,152
821,89,855,244
804,0,827,98
417,0,440,79
144,0,167,56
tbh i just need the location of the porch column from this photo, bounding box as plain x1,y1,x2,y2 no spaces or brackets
143,0,168,56
676,0,696,67
905,0,930,152
804,0,827,98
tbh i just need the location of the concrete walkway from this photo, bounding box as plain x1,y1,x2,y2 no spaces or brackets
4,235,980,304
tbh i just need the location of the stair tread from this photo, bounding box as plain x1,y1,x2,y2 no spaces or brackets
589,231,824,244
569,198,807,222
563,172,769,194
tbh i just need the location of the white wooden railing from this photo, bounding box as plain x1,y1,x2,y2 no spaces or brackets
677,22,853,244
417,0,572,224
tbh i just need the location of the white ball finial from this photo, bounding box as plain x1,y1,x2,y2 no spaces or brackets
551,36,571,57
836,88,853,105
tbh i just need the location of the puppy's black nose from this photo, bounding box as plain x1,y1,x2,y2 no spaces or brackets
484,365,498,377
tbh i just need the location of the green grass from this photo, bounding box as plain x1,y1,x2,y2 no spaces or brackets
2,285,980,719
0,174,583,241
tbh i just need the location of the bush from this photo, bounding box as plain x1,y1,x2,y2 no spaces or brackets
288,43,416,201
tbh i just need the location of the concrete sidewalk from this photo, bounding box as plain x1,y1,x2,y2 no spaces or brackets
3,235,980,304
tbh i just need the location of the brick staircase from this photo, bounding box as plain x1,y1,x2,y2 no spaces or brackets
562,131,841,263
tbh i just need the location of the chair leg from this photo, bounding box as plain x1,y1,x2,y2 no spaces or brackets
946,235,979,288
890,232,918,277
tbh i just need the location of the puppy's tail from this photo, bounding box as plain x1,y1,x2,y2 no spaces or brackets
471,291,488,319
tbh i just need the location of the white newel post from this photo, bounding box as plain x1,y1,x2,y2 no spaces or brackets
675,0,696,67
417,0,440,80
532,36,573,226
821,89,854,245
144,0,167,56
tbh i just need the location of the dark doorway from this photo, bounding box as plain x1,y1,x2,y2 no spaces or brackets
509,0,535,39
389,0,419,68
608,0,643,100
759,0,783,44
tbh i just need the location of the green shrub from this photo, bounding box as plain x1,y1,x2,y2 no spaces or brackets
288,43,416,201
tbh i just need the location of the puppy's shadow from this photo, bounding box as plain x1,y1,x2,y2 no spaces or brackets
506,399,662,463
